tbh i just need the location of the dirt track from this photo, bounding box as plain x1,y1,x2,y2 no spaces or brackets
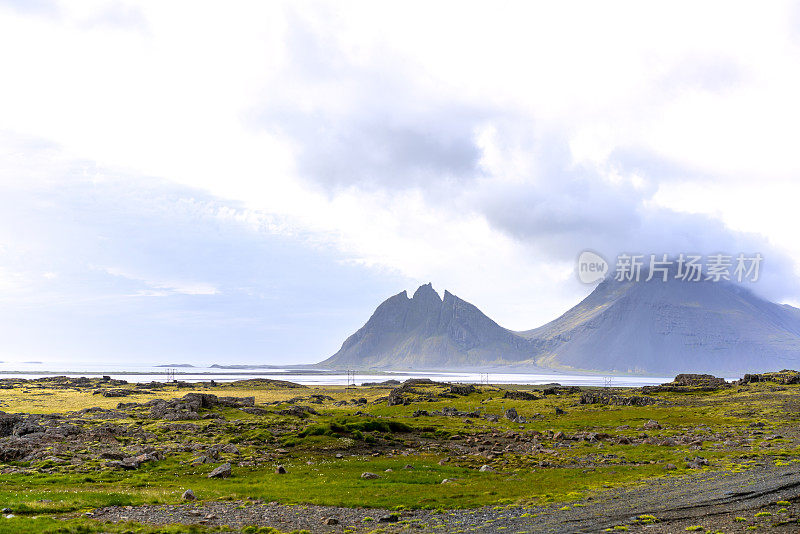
90,462,800,533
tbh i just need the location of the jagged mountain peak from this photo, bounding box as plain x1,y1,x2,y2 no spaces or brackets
319,284,538,369
319,275,800,374
412,282,441,301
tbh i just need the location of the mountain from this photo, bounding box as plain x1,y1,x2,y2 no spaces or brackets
319,283,541,369
521,275,800,375
319,279,800,375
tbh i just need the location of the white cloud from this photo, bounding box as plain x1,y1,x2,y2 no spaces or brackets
2,0,800,352
99,266,219,297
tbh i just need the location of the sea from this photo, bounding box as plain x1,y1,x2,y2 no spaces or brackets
0,361,704,387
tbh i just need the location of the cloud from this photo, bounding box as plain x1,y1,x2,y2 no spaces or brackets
0,0,59,18
100,267,219,296
250,11,800,304
79,2,148,32
3,1,800,365
256,14,488,191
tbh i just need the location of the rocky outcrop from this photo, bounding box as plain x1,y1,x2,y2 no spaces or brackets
642,374,730,393
503,390,540,401
579,392,661,406
119,393,259,421
737,370,800,385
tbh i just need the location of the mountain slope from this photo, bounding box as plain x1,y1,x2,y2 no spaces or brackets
319,283,540,369
520,276,800,375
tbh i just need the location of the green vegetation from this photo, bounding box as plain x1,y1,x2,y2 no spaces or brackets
1,375,800,531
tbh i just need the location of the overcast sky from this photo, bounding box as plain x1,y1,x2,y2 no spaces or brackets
2,1,800,366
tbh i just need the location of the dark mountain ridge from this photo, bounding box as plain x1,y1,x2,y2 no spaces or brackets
319,278,800,375
320,283,540,369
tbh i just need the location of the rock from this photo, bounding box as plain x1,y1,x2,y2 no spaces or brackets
643,374,730,393
1,508,10,513
181,489,196,501
323,517,339,525
207,463,232,478
503,390,539,401
642,420,661,430
664,463,677,471
449,384,477,395
0,413,22,437
738,370,800,385
686,457,709,469
504,408,518,421
555,407,566,415
404,464,414,470
441,478,452,483
276,405,318,418
275,465,287,474
580,392,660,406
379,513,400,523
361,472,381,479
101,389,138,398
479,465,496,472
553,431,566,441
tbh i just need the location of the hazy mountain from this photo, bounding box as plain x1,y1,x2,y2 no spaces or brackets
319,279,800,375
521,275,800,375
319,283,541,369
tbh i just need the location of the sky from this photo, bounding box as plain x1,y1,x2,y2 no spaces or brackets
1,1,800,367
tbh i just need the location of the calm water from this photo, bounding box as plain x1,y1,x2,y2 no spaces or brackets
0,361,688,386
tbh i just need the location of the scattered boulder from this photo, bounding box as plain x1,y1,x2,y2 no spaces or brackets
449,384,477,396
643,374,729,393
361,472,381,479
181,489,196,501
276,405,318,418
686,457,709,469
479,465,496,472
580,392,660,406
642,420,661,430
207,463,232,478
0,412,22,437
275,465,287,474
738,370,800,385
100,389,138,398
503,390,539,401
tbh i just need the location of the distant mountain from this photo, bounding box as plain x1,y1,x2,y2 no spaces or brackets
521,275,800,375
319,283,541,369
319,279,800,375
